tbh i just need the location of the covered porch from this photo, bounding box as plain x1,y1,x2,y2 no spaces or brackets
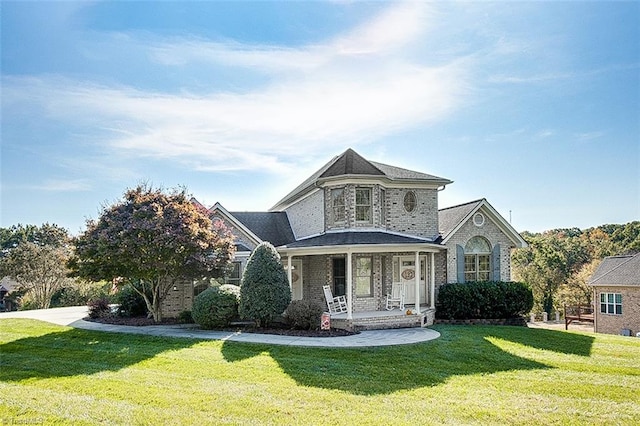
278,232,443,331
328,306,436,331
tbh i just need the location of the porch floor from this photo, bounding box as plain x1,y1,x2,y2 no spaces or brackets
328,306,436,331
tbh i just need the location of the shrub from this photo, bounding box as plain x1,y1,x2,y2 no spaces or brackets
87,296,111,319
238,242,291,327
178,310,194,324
116,282,149,317
192,286,239,329
436,281,533,320
284,300,325,330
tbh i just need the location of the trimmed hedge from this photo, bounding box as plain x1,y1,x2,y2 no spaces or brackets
435,281,533,320
192,286,239,329
284,300,325,330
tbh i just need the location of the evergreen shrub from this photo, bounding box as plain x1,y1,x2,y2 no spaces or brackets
284,300,324,330
192,286,239,329
238,242,291,327
116,282,149,317
436,281,533,320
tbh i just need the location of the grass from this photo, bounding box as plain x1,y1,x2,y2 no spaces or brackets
0,319,638,425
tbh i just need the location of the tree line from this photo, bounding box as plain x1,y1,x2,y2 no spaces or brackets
1,184,637,320
0,185,235,321
511,222,640,315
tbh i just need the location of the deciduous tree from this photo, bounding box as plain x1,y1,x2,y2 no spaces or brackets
69,185,235,322
0,224,73,309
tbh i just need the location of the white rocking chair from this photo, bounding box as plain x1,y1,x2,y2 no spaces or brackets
386,283,405,310
323,285,347,314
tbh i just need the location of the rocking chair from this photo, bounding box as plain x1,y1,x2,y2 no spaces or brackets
323,285,347,314
385,283,405,310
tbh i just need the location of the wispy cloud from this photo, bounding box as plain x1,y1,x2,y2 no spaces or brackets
2,2,469,175
30,179,92,192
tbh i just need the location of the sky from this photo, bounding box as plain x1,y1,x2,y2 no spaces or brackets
1,1,639,235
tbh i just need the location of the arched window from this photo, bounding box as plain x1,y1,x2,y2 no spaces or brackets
464,236,491,282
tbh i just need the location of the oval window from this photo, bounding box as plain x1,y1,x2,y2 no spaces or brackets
404,191,417,212
473,212,485,227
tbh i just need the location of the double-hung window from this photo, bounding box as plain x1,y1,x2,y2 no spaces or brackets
600,293,622,315
355,188,372,223
331,188,345,224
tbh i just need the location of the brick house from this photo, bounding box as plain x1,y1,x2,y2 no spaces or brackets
164,148,527,329
589,253,640,336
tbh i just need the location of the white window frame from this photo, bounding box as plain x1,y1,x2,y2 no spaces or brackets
355,187,372,223
224,261,242,286
331,187,346,224
600,292,622,315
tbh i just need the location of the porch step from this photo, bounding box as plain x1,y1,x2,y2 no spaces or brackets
331,310,434,332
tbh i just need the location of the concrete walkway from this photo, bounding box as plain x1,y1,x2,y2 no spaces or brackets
0,306,440,348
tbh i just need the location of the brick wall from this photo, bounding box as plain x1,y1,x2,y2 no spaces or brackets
285,189,324,239
387,188,439,239
443,208,516,284
161,279,193,318
593,286,640,336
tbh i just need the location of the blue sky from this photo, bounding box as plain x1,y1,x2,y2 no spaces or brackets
1,1,638,235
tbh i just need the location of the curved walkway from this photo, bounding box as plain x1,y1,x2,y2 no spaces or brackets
0,306,440,348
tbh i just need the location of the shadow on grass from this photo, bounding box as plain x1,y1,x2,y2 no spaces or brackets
484,326,594,356
0,321,195,382
221,325,595,395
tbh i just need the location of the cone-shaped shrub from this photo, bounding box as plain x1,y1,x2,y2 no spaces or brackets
239,242,291,327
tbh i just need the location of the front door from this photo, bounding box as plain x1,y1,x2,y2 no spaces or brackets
394,256,427,305
283,259,303,300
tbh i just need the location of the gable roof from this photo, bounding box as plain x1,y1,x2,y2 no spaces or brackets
589,253,640,287
271,148,452,211
439,199,484,239
229,212,296,247
0,276,19,293
438,198,527,248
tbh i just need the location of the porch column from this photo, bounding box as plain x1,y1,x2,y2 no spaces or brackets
346,250,353,320
430,252,436,309
414,251,421,314
286,254,293,292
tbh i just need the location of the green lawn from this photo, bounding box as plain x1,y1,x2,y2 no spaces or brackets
1,319,638,425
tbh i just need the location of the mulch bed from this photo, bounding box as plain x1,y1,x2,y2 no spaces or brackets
85,316,356,337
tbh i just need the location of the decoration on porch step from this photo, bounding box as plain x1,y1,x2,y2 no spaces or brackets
321,312,330,330
406,309,413,315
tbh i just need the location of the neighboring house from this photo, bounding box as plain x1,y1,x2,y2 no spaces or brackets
0,276,20,311
164,149,527,329
588,253,640,336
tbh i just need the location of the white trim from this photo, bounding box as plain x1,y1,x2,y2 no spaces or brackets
317,175,450,190
430,253,435,309
268,187,323,213
414,251,421,314
346,250,353,320
278,243,444,257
